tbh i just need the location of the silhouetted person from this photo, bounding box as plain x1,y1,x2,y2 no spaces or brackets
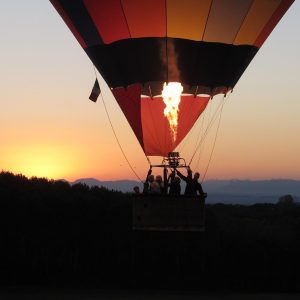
176,167,207,197
133,186,140,194
149,175,161,194
167,170,180,195
169,176,181,196
143,167,164,195
155,175,164,194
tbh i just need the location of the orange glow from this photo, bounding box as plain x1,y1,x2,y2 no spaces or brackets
0,0,299,182
0,143,82,180
162,82,183,142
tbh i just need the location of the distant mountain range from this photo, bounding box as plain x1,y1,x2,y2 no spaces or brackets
72,178,138,193
71,178,300,205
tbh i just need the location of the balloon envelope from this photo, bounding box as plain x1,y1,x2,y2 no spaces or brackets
50,0,294,156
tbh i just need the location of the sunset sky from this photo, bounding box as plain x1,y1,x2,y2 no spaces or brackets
1,1,299,182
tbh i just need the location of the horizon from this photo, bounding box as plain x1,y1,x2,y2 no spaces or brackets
2,169,300,183
2,171,300,205
1,1,299,181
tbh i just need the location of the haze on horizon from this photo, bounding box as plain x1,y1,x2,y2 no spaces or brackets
0,1,299,182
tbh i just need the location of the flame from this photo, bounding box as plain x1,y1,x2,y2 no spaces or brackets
162,82,183,142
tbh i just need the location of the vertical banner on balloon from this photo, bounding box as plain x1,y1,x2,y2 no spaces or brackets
89,78,101,102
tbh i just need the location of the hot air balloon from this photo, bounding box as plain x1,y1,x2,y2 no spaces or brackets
50,0,294,230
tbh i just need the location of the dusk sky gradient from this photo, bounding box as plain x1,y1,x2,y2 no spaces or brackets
0,1,299,181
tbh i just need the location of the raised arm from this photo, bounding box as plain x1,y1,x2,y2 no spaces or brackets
145,167,152,183
176,169,187,182
143,167,152,194
163,167,168,195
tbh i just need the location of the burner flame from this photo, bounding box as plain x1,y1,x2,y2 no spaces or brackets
162,82,183,142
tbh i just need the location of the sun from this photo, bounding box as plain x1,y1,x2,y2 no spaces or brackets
1,143,80,180
22,155,63,179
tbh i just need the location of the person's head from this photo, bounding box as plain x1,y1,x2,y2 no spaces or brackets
174,176,181,184
148,174,155,183
155,175,162,184
194,172,200,180
133,186,140,194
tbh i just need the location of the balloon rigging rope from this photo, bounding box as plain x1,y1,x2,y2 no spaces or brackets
100,91,143,183
146,156,152,166
193,97,213,160
93,67,143,183
194,101,211,168
201,95,226,183
188,95,226,166
177,98,207,153
92,65,97,78
195,95,219,169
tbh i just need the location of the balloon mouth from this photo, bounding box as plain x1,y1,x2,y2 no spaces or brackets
198,93,211,97
141,82,203,143
161,82,183,143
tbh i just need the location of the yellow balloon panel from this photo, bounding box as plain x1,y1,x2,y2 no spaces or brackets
167,0,212,41
234,0,281,45
203,0,253,44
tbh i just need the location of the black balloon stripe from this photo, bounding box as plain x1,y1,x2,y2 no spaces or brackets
86,37,258,96
59,0,103,46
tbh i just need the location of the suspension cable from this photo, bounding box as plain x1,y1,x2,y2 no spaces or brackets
93,67,143,182
178,101,208,154
92,65,97,78
100,92,143,183
146,155,152,166
188,95,226,165
192,97,212,165
201,95,226,183
194,96,217,169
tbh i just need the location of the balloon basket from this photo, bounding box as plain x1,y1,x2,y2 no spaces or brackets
132,195,205,232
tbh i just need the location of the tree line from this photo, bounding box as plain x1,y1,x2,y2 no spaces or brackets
0,171,300,291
